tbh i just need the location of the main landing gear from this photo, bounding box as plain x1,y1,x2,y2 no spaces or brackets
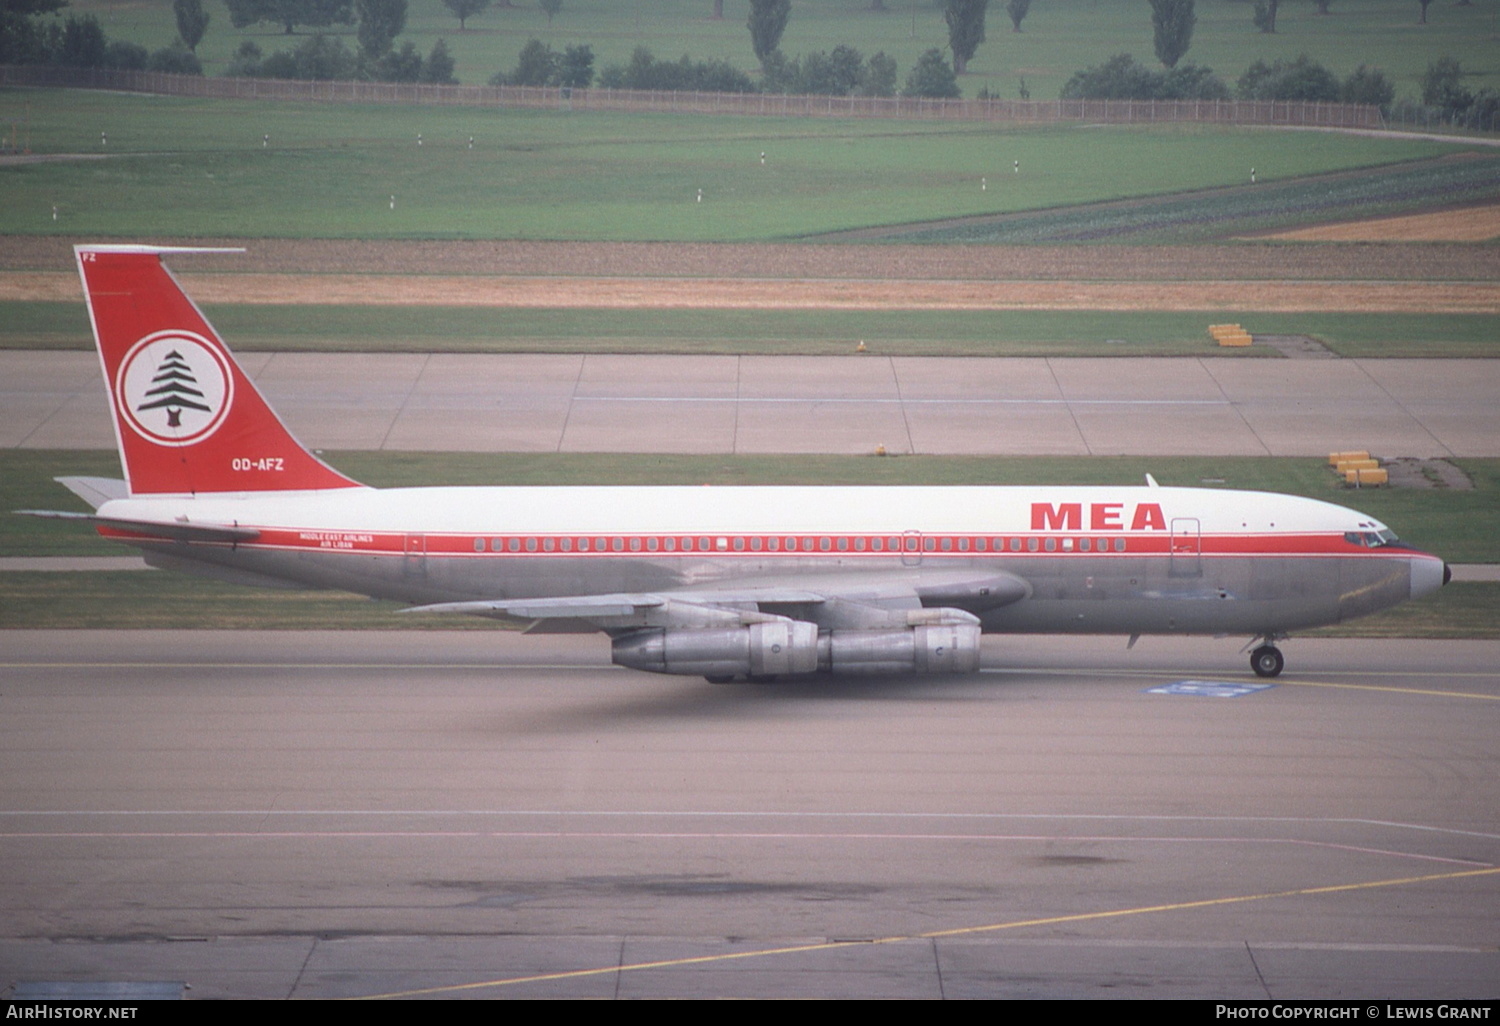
1249,638,1285,678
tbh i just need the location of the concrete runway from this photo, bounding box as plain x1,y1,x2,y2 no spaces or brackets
6,352,1499,457
2,631,1496,999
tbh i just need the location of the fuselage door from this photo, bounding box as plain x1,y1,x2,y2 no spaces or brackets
403,532,427,578
1169,517,1201,577
902,530,923,567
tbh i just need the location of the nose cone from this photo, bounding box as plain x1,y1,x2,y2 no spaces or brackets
1411,556,1449,600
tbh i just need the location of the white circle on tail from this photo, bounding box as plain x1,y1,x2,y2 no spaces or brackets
116,331,234,447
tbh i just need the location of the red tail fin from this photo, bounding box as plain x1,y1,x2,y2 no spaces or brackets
76,245,361,496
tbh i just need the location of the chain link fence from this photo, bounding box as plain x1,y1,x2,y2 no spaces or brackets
2,64,1390,129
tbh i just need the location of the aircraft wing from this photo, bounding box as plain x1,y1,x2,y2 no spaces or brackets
404,569,1029,634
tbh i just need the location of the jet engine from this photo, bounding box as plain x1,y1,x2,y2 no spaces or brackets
612,622,981,679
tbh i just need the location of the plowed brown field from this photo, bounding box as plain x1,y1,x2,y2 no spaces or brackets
1259,204,1500,243
3,271,1496,314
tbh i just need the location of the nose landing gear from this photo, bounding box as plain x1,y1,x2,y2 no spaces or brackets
1250,644,1285,678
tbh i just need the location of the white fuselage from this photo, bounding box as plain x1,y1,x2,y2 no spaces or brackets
98,483,1446,640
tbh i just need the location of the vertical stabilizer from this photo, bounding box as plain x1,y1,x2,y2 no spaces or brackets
76,245,362,496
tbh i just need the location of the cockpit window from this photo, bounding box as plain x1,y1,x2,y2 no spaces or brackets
1345,530,1398,548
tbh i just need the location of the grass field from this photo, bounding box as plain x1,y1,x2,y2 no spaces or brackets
53,0,1500,100
8,450,1497,562
854,154,1500,243
1,89,1473,240
5,303,1497,358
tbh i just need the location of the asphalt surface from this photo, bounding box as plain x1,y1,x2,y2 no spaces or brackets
5,352,1499,457
1,631,1496,999
4,347,1497,1000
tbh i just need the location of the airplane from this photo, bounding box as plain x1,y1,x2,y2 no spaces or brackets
24,244,1450,682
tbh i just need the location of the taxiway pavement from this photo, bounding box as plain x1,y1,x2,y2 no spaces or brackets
5,352,1498,457
2,631,1496,999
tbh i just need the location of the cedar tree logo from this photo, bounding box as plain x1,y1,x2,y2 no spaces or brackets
116,331,233,447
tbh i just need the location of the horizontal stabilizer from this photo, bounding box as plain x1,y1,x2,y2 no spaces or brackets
55,476,129,510
15,509,260,544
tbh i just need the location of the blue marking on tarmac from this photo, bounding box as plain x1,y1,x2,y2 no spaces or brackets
1147,680,1277,698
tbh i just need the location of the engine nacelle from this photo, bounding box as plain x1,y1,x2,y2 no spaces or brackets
612,620,819,678
612,622,982,678
820,624,982,675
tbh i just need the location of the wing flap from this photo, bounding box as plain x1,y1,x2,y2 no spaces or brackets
404,592,802,632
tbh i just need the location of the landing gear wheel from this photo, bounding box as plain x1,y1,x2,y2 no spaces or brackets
1250,645,1284,678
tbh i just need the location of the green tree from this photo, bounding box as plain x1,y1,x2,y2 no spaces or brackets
904,47,959,97
747,0,790,64
943,0,987,75
863,51,897,96
355,0,405,56
0,0,68,65
1149,0,1194,69
1341,65,1393,111
442,0,489,31
1061,53,1227,100
1004,0,1029,32
1252,0,1278,33
370,39,421,79
1237,55,1338,101
598,46,755,93
423,38,456,82
222,0,354,35
174,0,210,51
1422,56,1470,115
498,38,555,85
539,0,560,26
104,40,150,69
59,14,107,67
558,43,593,87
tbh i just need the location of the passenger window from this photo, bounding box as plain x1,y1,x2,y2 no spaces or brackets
1028,537,1039,552
629,538,641,552
542,538,555,552
560,538,572,552
525,538,537,552
1045,538,1056,552
508,538,521,553
473,538,484,552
